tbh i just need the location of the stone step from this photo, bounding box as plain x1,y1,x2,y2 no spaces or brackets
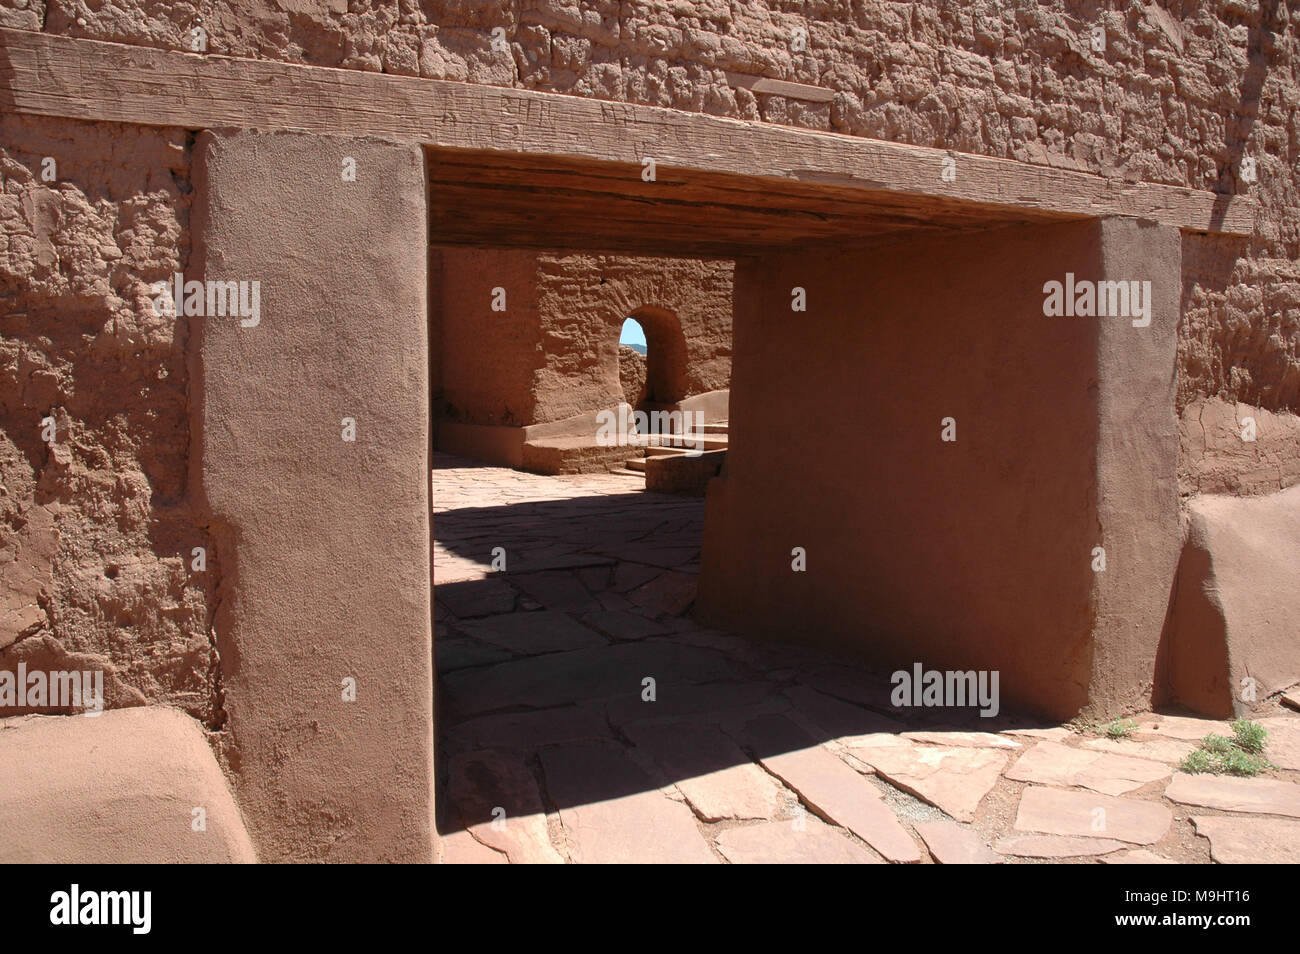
646,446,691,458
635,434,728,451
626,458,647,472
520,437,638,475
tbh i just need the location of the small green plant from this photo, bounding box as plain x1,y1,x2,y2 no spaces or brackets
1180,749,1219,774
1103,718,1138,739
1231,718,1268,754
1179,721,1271,776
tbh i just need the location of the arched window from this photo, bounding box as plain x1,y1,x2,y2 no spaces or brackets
618,317,648,407
615,306,687,408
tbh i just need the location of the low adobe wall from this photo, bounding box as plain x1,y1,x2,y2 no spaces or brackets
697,217,1182,720
1162,397,1300,715
1165,485,1300,717
0,707,257,863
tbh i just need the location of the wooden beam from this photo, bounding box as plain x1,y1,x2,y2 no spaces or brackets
0,28,1257,236
427,147,1073,256
725,72,836,103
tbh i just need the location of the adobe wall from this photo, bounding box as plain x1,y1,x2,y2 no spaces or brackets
1,0,1296,851
2,113,435,861
619,345,647,405
432,248,733,451
0,113,220,724
1179,396,1300,496
531,253,733,423
434,248,543,428
1089,218,1184,713
697,217,1183,720
15,2,1298,424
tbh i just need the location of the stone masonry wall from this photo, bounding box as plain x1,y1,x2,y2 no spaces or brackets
0,113,220,725
13,1,1300,414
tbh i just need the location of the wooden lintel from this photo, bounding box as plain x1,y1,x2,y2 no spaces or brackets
0,28,1258,237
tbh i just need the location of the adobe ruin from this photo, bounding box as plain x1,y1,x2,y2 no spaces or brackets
1,3,1298,865
430,248,733,473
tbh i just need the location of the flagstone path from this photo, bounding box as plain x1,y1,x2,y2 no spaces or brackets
432,454,1300,864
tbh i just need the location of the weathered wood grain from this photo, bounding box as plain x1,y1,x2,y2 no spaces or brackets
725,72,837,103
427,147,1070,255
0,28,1257,238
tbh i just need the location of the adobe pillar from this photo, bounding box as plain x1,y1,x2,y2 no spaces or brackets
191,130,434,861
698,216,1180,719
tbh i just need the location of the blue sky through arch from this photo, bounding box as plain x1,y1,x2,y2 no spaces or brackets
619,316,647,350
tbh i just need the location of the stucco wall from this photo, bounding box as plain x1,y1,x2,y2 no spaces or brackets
698,218,1182,720
192,129,433,862
435,247,543,427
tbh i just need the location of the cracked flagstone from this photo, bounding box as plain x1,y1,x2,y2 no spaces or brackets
1102,848,1177,864
1014,786,1173,844
457,609,607,655
1000,726,1073,742
1192,815,1300,864
448,751,564,864
1133,714,1232,741
915,819,1002,864
901,729,1022,750
1078,736,1198,764
1005,740,1170,795
993,834,1127,858
624,723,787,822
438,829,507,864
539,741,716,864
1258,716,1300,771
440,706,613,757
1165,773,1300,818
736,714,920,862
715,817,882,864
849,743,1008,822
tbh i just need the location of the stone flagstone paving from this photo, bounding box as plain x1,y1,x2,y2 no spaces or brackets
432,454,1300,864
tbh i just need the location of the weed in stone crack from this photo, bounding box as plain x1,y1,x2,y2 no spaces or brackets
1179,722,1271,776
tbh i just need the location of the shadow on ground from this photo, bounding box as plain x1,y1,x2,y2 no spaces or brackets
430,457,1060,862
